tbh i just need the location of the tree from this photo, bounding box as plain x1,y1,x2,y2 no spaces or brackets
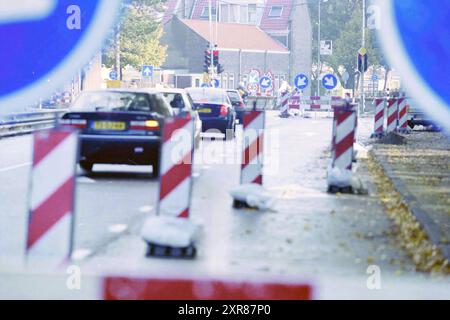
309,0,387,93
103,0,168,77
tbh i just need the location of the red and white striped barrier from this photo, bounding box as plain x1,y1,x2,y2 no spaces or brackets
332,105,357,171
142,117,197,258
26,129,78,266
289,94,301,110
396,97,410,134
241,111,265,186
103,275,313,300
371,98,386,138
279,91,290,117
158,117,194,219
386,98,398,133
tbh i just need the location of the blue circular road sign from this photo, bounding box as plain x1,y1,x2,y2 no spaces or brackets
322,74,338,90
109,70,118,81
379,0,450,130
259,76,272,89
201,83,211,88
294,74,309,90
0,0,122,114
212,79,220,88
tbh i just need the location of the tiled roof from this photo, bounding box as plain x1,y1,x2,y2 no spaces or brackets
191,0,218,19
260,0,293,31
162,0,179,24
179,18,289,52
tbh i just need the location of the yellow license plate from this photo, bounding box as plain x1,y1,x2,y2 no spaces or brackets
93,121,126,131
198,108,211,113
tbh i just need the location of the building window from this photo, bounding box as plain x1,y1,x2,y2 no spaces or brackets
268,6,283,18
219,4,229,22
248,4,257,23
229,73,235,90
201,6,217,18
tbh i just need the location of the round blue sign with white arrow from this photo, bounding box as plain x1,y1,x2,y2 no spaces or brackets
109,70,118,81
294,74,309,90
322,74,338,90
379,0,450,130
259,76,272,89
0,0,122,114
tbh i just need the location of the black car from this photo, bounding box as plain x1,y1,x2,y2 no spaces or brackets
59,89,174,177
186,87,236,140
227,89,246,124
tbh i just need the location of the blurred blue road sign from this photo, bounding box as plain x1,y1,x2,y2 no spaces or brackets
142,65,154,78
259,76,272,89
201,83,210,88
322,74,338,90
0,0,122,114
109,70,118,80
371,74,378,81
379,0,450,130
212,79,220,88
294,74,309,90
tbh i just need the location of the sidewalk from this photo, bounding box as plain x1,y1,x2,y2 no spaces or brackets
370,131,450,272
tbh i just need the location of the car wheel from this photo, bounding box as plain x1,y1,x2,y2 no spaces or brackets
151,160,160,178
79,161,94,173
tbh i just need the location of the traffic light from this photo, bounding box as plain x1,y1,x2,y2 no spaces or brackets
217,63,224,74
204,49,211,73
213,50,219,67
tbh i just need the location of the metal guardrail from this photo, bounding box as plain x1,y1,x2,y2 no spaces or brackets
0,109,67,138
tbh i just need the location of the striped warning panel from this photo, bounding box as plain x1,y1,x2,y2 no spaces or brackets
26,129,78,266
241,111,265,185
103,276,313,300
397,97,410,133
333,106,356,171
386,98,398,133
158,117,194,218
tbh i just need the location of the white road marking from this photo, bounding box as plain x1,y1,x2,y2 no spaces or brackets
108,224,128,234
139,205,154,213
71,249,92,261
0,162,31,172
304,132,316,137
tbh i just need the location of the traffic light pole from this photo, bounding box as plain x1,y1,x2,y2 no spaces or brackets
361,0,366,114
208,0,214,81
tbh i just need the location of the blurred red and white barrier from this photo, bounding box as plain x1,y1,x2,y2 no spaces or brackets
386,98,398,133
279,91,290,117
332,105,356,171
371,98,386,138
103,275,313,300
26,129,78,266
289,94,301,110
158,117,194,218
396,97,410,134
241,111,265,185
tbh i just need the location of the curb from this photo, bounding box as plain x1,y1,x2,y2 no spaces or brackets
371,151,450,262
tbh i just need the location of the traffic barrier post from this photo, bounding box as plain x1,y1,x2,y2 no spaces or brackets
26,129,78,268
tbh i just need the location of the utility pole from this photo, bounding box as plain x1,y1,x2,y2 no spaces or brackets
115,24,121,81
317,0,321,96
208,0,214,81
361,0,366,113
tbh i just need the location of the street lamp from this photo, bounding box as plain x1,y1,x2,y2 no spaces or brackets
317,0,329,96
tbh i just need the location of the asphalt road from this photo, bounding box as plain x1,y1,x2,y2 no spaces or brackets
1,111,449,299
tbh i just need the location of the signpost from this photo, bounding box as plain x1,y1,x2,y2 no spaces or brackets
109,70,118,81
142,65,154,78
320,40,333,55
379,0,450,131
294,74,309,91
0,0,122,114
322,74,338,91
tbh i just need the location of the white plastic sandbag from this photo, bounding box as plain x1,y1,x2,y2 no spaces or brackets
230,183,276,210
141,216,199,248
327,164,365,192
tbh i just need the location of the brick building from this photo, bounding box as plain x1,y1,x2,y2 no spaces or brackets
162,0,312,94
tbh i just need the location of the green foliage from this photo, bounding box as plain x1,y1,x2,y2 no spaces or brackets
309,0,387,91
104,0,167,70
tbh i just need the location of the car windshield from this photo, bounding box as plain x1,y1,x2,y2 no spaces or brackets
227,91,242,102
73,91,153,112
187,89,229,104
